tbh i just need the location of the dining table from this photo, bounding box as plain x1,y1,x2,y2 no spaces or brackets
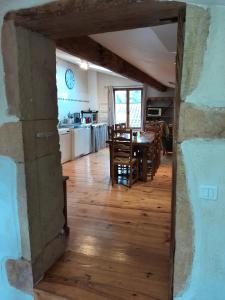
106,132,155,182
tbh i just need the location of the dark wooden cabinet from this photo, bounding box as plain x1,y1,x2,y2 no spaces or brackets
145,97,174,125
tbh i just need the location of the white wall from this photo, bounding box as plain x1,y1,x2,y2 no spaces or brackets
97,72,142,123
88,70,98,111
96,73,174,123
56,57,90,121
56,59,144,124
174,5,225,300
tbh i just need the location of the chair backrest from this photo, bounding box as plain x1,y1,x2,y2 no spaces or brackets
112,128,133,162
145,121,163,152
108,125,114,140
145,121,160,133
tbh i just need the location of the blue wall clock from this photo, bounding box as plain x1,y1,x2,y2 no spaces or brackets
65,69,75,89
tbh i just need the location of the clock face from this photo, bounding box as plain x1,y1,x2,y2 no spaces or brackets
65,69,75,89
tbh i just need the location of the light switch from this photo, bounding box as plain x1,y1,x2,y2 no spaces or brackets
199,185,218,201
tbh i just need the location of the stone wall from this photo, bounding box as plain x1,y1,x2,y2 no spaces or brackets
174,4,225,300
0,13,65,299
0,3,52,299
2,1,225,300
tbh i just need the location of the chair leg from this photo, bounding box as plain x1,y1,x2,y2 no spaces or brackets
129,166,132,188
112,164,115,186
136,162,139,182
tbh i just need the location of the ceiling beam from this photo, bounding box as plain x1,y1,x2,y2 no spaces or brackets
6,0,185,39
56,36,167,91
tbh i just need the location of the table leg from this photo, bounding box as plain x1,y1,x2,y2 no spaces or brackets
109,144,113,178
142,147,148,182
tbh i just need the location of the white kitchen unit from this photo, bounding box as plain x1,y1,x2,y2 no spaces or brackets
71,127,92,159
58,129,72,164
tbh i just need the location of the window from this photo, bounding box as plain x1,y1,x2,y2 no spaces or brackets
114,88,142,128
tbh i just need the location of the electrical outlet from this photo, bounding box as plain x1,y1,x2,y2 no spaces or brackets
199,185,218,201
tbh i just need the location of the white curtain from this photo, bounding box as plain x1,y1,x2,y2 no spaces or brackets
141,84,148,130
108,86,115,126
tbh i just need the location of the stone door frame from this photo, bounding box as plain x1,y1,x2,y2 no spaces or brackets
1,2,186,299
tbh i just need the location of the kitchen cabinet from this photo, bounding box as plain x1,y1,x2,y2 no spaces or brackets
91,123,108,152
58,129,72,164
71,127,92,159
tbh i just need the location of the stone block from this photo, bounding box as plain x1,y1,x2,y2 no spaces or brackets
15,26,57,121
2,20,21,117
25,159,43,261
32,233,66,284
178,102,225,141
181,5,210,100
22,119,60,162
25,153,64,263
17,162,31,260
29,31,58,120
37,154,64,243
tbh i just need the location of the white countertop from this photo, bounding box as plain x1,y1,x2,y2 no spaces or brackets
58,123,107,130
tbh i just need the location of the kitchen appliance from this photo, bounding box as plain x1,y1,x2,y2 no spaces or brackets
58,129,72,164
73,113,81,123
147,107,162,117
71,127,92,158
85,117,92,124
81,110,98,124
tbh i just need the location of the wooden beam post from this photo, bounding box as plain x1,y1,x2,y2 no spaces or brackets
56,36,167,91
6,0,185,39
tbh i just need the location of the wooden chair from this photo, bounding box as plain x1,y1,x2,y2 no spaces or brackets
108,125,129,177
108,125,114,140
145,121,163,179
112,128,138,187
158,121,170,155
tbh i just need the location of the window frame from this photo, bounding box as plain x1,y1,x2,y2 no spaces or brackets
113,87,143,129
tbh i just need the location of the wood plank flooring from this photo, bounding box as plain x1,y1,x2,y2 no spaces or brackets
35,148,172,300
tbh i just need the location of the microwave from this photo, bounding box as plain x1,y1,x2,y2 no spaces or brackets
147,107,162,117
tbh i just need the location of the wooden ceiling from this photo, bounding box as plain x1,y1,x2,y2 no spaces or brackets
6,0,184,39
6,0,185,90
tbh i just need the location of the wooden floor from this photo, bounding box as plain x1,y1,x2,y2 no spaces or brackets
35,148,172,300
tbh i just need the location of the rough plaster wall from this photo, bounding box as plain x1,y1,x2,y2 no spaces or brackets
174,4,225,300
0,157,32,300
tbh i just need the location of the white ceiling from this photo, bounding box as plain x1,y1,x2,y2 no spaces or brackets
90,23,177,87
56,49,124,78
